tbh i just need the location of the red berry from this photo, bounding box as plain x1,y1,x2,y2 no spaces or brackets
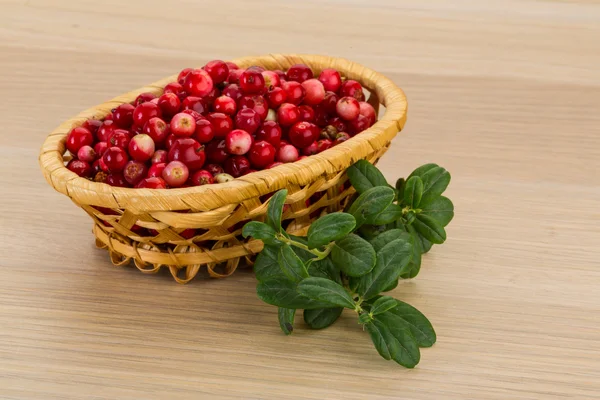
136,177,167,189
112,103,135,128
165,133,178,149
128,134,155,162
262,70,281,89
82,119,102,135
164,82,186,99
225,129,253,155
289,121,319,148
130,124,144,135
248,140,276,169
277,103,300,127
214,173,234,183
348,114,370,135
225,61,239,70
102,147,129,172
323,91,339,114
168,138,206,171
157,93,181,117
234,108,261,134
183,69,214,97
267,162,283,169
278,139,290,148
298,156,308,161
334,132,350,145
204,87,220,105
239,69,265,94
303,141,318,156
133,102,162,127
238,95,268,120
224,155,251,177
298,105,315,122
286,64,313,83
213,95,237,115
193,118,215,143
205,163,224,176
143,117,169,145
170,113,197,137
177,68,193,84
274,70,286,80
301,79,325,105
281,81,305,105
104,112,114,121
204,60,229,84
123,160,148,186
147,162,166,178
182,96,209,115
109,129,132,149
317,139,333,153
222,83,244,102
256,121,282,147
328,117,347,133
98,157,109,172
77,145,96,162
336,96,360,121
151,150,167,164
206,112,234,137
229,69,246,85
313,105,329,127
247,65,265,73
191,170,214,186
162,161,189,187
94,169,107,182
318,69,342,93
67,159,93,177
94,141,109,157
359,101,377,125
276,144,299,163
134,92,157,106
266,86,287,108
181,109,203,121
340,80,365,101
106,172,128,187
66,127,93,154
205,139,228,164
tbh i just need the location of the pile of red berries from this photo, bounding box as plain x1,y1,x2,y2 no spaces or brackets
64,61,377,189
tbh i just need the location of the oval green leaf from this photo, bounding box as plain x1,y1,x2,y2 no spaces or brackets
277,244,309,282
378,300,436,347
421,196,454,227
347,160,388,193
371,203,403,225
278,308,295,335
296,277,356,309
307,213,356,249
403,176,423,208
303,307,343,329
331,234,376,277
256,279,333,310
419,166,451,206
347,186,395,228
242,221,279,245
412,214,446,244
370,296,398,315
266,189,288,232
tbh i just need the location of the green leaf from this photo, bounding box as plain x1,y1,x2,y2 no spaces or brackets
346,160,388,193
254,245,286,282
307,213,356,249
303,307,343,329
395,178,406,200
400,234,422,279
382,278,399,292
370,296,397,315
267,189,288,232
347,186,395,228
369,229,412,252
297,277,356,309
278,308,295,335
331,234,376,277
371,203,403,225
242,221,280,245
403,176,423,208
407,163,438,180
421,196,454,227
288,235,316,262
307,257,342,284
277,245,309,282
412,214,446,244
357,224,387,240
419,166,451,206
407,224,433,253
378,300,436,347
257,279,333,310
365,319,399,361
376,316,421,368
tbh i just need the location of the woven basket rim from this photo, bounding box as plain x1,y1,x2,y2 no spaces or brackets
39,54,407,212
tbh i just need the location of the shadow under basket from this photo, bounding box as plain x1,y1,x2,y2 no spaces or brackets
39,54,408,283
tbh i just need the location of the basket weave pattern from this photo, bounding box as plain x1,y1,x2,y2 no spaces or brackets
39,54,407,283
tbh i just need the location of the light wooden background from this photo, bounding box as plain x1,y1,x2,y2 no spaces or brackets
1,0,599,399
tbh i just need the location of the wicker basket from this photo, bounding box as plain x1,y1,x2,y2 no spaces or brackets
39,54,407,283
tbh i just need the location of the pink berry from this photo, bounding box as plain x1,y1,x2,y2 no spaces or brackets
67,159,93,177
277,103,300,126
340,80,365,101
248,140,276,169
164,82,186,99
128,134,155,162
168,138,206,171
213,96,237,115
106,172,128,187
222,83,244,102
238,95,268,120
359,101,377,125
151,150,167,164
134,92,156,106
336,97,360,121
318,69,342,93
301,79,325,105
94,141,109,157
256,121,282,147
136,177,167,189
77,145,96,163
289,121,320,148
162,161,189,187
234,108,261,134
205,139,228,164
191,169,214,186
182,96,209,115
225,129,253,155
323,91,339,114
286,64,313,83
205,164,224,176
276,144,299,163
206,112,234,137
82,119,102,136
298,105,315,122
133,102,162,127
123,160,148,186
66,127,93,154
224,155,251,177
262,71,281,88
157,93,181,117
281,81,305,105
170,113,197,137
102,147,129,172
143,117,169,145
247,65,265,73
225,61,239,70
108,129,132,149
266,87,287,108
177,68,193,84
193,118,215,143
239,69,266,94
317,139,333,153
183,69,214,97
147,162,166,178
303,141,319,156
204,60,229,84
348,114,370,135
214,173,234,183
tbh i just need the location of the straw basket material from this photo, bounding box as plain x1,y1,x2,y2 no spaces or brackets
39,54,407,283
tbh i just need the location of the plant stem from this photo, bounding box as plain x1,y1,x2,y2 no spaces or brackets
278,235,333,260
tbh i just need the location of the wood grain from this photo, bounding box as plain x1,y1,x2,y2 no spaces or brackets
1,0,599,399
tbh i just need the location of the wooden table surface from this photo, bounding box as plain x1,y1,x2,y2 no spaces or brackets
1,0,599,399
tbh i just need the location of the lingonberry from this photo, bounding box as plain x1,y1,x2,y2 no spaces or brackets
151,150,167,164
248,140,276,169
164,82,186,99
193,118,215,143
98,157,109,172
277,103,300,127
94,141,109,157
143,117,169,145
128,134,155,162
234,108,261,134
256,120,282,147
214,173,234,183
318,69,342,93
182,96,209,115
204,87,220,105
328,117,347,134
181,109,203,121
348,114,370,135
67,159,93,178
247,65,266,73
134,93,156,106
82,119,102,136
317,139,333,153
225,61,239,70
274,70,286,81
206,112,234,137
66,127,93,154
323,91,339,114
340,80,365,101
183,69,214,97
204,60,229,84
205,139,228,164
77,145,96,163
222,83,244,102
168,138,206,171
165,134,178,149
336,96,360,121
279,139,290,148
157,93,181,117
289,121,320,148
225,129,253,155
162,161,189,187
104,112,113,121
109,129,132,149
213,95,237,115
303,141,319,156
228,68,245,84
239,69,265,94
112,103,135,128
334,132,351,145
267,162,283,169
205,163,224,176
298,156,308,161
298,105,315,122
224,155,251,177
266,86,287,108
106,172,128,187
286,64,313,83
276,144,300,163
262,70,281,89
136,177,167,189
133,102,162,127
130,124,144,135
177,68,193,84
359,101,377,125
301,79,325,105
266,109,277,121
190,169,214,186
102,147,129,172
238,95,268,120
123,160,148,186
281,81,305,105
313,105,329,127
94,170,107,183
147,162,166,178
170,113,197,137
